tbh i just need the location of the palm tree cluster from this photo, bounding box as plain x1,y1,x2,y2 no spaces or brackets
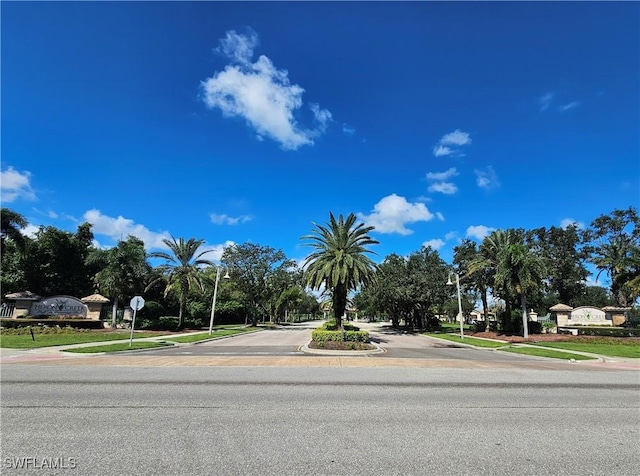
1,206,637,335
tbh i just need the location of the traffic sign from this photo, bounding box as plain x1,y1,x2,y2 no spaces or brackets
130,296,145,311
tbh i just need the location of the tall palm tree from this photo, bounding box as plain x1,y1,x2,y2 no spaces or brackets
592,235,637,307
495,242,545,339
1,208,27,253
89,236,150,327
146,237,214,329
302,212,378,328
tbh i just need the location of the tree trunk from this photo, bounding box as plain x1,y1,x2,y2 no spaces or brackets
111,297,118,328
178,298,185,330
521,294,529,339
481,287,489,332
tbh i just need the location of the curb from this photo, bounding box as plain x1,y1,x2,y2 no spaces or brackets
299,340,385,356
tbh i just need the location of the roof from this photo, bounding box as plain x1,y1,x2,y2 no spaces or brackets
81,293,110,303
549,303,573,311
4,290,41,301
601,306,631,312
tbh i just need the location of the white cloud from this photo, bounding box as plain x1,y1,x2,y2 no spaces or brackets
539,92,554,111
20,224,40,239
83,209,172,250
466,225,495,240
433,130,471,157
560,218,585,230
210,213,253,225
433,145,453,157
559,101,579,112
474,166,500,190
440,130,472,146
201,29,332,150
342,123,355,135
358,194,435,235
426,167,458,181
445,231,458,241
436,212,445,221
216,28,259,65
200,240,235,263
428,182,458,194
1,166,36,203
423,238,445,251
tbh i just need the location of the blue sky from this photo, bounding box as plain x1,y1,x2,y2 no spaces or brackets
2,1,638,277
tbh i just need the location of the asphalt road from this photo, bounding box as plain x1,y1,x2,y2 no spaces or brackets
142,324,533,363
1,365,638,476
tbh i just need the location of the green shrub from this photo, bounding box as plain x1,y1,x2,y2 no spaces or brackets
0,318,104,330
527,321,543,334
565,326,640,337
139,316,179,331
312,329,369,343
184,317,205,329
322,321,360,331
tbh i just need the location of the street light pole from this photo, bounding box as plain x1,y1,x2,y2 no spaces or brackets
208,267,230,335
447,273,464,339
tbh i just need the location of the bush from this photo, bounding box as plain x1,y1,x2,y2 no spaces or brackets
527,321,543,334
138,316,179,331
323,321,360,331
137,301,165,321
184,317,205,329
311,329,369,343
564,326,640,337
0,318,104,330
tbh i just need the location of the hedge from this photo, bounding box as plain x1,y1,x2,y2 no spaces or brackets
311,329,369,343
0,318,105,330
561,326,640,337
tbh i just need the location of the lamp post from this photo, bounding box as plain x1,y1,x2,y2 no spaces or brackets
208,267,230,335
447,272,464,339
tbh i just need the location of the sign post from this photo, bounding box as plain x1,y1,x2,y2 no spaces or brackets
129,296,145,347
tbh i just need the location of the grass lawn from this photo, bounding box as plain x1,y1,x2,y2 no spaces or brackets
531,341,640,359
425,333,508,348
64,341,173,353
0,331,164,349
439,322,472,332
500,346,596,360
164,328,258,343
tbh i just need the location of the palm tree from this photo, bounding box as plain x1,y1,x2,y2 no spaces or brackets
302,212,378,328
592,235,637,307
1,208,27,253
495,242,545,339
89,236,150,327
146,237,214,329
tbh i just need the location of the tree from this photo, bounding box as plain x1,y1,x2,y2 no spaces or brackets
454,239,492,331
146,237,214,329
1,208,27,254
583,207,640,306
221,243,295,326
302,212,378,328
404,246,450,329
530,226,588,307
21,223,96,297
495,241,546,339
88,236,150,327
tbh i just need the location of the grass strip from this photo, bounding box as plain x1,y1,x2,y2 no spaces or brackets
531,342,640,359
164,328,256,343
0,332,164,349
425,333,507,348
64,341,173,353
500,346,595,360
